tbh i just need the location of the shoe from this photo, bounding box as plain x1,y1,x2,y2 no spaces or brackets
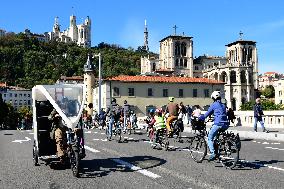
254,129,257,132
263,129,269,133
208,154,216,161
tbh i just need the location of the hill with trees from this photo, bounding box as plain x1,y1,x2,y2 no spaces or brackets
0,33,157,89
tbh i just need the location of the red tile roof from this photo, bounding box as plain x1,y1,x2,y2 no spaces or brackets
107,75,224,84
264,72,277,74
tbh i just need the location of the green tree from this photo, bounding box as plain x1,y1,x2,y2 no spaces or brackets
261,85,275,98
240,99,284,111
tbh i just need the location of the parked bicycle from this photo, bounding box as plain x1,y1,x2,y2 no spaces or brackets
188,117,241,169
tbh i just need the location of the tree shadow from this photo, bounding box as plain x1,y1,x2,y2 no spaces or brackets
79,155,167,178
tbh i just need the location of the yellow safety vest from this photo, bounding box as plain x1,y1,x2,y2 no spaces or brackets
154,116,166,129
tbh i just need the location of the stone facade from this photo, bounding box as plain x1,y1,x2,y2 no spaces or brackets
92,75,224,116
274,79,284,105
141,32,258,110
83,56,95,115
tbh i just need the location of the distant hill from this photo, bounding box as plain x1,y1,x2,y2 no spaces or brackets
0,33,157,89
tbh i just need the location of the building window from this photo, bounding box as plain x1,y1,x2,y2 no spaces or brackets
14,94,17,97
163,89,168,97
24,94,26,97
184,59,187,67
19,94,22,97
193,89,198,97
204,89,209,97
128,88,135,96
194,66,199,70
178,89,184,97
148,88,153,97
28,94,30,97
113,87,120,96
3,94,6,97
175,59,179,67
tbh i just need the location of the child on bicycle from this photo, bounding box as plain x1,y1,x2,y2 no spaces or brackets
199,91,229,161
153,108,166,145
145,109,156,138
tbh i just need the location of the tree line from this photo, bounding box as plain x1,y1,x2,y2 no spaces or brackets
0,33,157,89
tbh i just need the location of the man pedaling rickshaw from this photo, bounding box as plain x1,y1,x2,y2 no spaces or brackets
49,109,68,164
166,97,179,137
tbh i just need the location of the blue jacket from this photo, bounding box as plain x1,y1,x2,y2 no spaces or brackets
204,100,228,126
254,104,264,117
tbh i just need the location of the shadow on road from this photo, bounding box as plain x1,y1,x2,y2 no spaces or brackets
233,159,284,170
79,155,166,178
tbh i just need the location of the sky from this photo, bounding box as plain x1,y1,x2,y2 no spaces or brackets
1,0,284,74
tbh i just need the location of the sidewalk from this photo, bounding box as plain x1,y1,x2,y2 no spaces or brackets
183,124,284,142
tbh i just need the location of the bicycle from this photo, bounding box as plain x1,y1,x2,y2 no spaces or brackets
151,128,169,151
188,118,241,169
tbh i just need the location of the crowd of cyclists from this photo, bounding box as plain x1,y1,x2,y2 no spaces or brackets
80,91,234,161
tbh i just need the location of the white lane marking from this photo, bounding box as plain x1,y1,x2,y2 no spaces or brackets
84,145,100,153
85,131,92,134
262,142,269,144
257,142,261,144
12,137,31,143
111,158,161,179
100,133,105,135
253,141,256,143
124,137,129,139
29,133,34,135
272,143,281,145
265,146,284,151
94,132,98,134
93,139,108,142
128,138,134,140
101,139,107,142
93,139,100,141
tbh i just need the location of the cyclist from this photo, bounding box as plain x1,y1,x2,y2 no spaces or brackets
145,109,156,138
166,97,179,137
153,108,166,146
199,91,229,161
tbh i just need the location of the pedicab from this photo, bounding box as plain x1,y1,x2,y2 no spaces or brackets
32,84,86,177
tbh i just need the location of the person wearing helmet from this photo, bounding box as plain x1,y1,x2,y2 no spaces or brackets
166,97,179,136
199,91,229,161
153,108,166,146
123,100,130,133
253,98,269,133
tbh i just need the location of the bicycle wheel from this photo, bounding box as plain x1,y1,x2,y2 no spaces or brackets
189,135,207,163
162,134,169,151
70,149,80,177
219,139,239,169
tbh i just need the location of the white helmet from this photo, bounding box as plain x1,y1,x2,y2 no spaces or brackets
211,91,221,100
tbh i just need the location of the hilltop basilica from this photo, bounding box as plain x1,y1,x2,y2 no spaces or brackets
140,23,259,110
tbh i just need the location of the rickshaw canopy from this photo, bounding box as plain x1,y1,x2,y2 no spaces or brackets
32,84,86,129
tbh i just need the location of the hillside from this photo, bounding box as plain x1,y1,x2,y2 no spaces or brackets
0,33,157,89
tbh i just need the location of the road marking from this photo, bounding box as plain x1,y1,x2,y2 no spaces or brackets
100,133,105,135
94,132,98,134
111,158,161,179
262,142,269,144
84,145,100,153
12,137,31,143
29,133,34,135
85,131,92,134
265,146,284,151
272,142,280,145
93,139,100,141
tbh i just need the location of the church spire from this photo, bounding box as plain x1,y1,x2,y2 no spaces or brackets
53,16,60,32
143,20,149,52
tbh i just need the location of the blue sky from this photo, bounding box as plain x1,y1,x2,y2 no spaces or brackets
1,0,284,74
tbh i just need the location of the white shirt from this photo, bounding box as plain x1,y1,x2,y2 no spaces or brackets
192,109,202,117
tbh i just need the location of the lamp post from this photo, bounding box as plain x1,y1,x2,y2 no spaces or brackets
94,53,102,113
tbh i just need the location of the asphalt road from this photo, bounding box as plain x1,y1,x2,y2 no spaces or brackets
0,128,283,189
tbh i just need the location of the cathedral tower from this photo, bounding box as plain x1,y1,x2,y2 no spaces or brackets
224,32,258,110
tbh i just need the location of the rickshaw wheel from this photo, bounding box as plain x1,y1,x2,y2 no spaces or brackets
70,150,80,177
33,144,39,166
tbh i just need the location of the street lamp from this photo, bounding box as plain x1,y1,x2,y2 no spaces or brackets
93,53,102,113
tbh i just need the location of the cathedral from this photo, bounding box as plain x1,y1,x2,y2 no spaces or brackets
47,15,91,48
141,24,259,110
